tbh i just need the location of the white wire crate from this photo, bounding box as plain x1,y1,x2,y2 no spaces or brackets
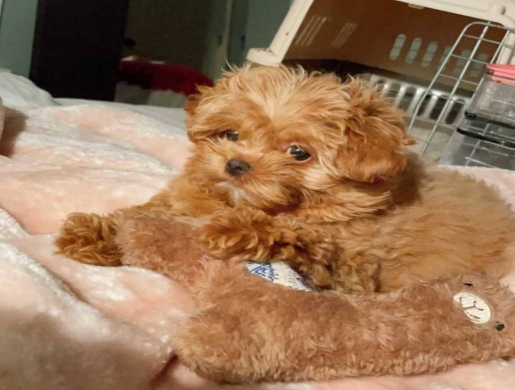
408,22,515,166
365,73,470,162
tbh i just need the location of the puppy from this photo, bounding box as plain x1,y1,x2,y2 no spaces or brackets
56,65,515,293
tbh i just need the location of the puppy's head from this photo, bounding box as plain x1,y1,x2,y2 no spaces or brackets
184,65,414,213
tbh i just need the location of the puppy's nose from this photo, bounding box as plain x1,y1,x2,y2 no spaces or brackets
225,158,252,176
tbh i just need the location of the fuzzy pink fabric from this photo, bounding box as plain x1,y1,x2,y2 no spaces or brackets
1,103,515,390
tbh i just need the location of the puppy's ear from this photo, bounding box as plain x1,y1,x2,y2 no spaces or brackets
184,94,201,117
184,83,214,117
338,125,412,183
336,79,415,183
184,86,215,143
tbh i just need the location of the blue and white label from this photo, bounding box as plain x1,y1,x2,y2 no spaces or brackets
246,261,313,291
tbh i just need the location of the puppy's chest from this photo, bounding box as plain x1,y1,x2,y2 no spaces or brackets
171,196,226,218
331,223,385,253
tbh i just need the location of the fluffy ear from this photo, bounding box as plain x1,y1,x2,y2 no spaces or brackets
184,82,215,117
184,94,201,117
184,86,214,143
336,79,415,183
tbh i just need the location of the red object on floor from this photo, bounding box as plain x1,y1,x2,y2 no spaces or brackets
119,60,214,96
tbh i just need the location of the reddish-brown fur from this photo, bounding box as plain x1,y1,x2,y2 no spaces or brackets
55,65,515,293
114,214,515,383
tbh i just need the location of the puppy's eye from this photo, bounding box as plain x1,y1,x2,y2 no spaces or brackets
221,130,239,141
286,145,311,161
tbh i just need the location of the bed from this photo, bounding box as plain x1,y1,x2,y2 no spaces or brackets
2,71,515,390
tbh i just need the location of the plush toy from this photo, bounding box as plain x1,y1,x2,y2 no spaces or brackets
100,212,515,384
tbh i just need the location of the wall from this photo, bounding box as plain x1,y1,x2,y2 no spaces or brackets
0,0,39,76
242,0,290,63
124,0,291,78
124,0,211,70
0,0,291,79
227,0,249,65
227,0,290,67
202,0,291,78
201,0,234,80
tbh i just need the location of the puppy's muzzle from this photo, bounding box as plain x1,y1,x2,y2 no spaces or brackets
225,158,252,177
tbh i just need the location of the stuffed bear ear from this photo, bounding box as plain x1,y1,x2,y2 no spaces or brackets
335,79,415,183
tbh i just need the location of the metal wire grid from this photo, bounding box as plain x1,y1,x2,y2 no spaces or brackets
368,74,467,130
407,22,515,161
455,123,515,169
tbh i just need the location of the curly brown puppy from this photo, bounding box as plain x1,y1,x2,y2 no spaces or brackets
56,65,515,293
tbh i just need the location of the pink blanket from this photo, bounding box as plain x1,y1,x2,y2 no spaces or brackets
2,103,515,390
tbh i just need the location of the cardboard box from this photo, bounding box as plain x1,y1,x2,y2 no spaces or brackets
285,0,505,86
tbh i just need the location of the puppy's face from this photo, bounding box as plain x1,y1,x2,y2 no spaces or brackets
184,66,414,213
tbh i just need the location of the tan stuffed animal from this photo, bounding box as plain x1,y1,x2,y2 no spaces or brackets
86,212,515,384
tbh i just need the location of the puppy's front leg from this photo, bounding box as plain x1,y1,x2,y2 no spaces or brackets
201,209,339,287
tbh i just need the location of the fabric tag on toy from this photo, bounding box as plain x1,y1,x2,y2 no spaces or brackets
246,261,313,292
453,292,492,324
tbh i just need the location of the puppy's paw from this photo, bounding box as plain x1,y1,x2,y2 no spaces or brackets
55,212,122,266
200,211,273,261
200,209,336,265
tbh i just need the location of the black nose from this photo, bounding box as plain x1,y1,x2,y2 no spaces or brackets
225,158,251,176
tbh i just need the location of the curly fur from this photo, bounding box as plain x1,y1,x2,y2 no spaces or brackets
56,65,515,293
113,215,515,383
